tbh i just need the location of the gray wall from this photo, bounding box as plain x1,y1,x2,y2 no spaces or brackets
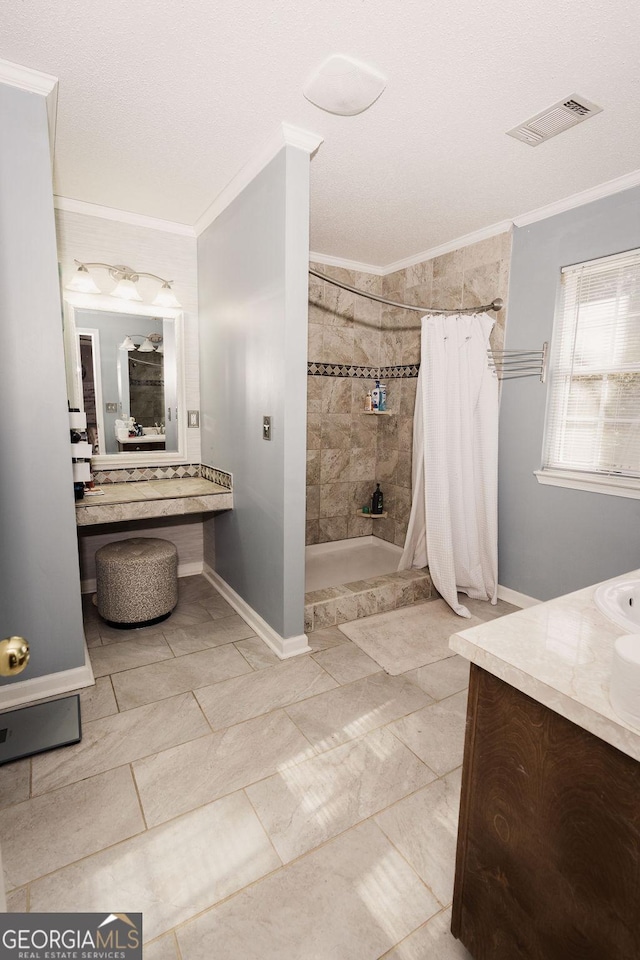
0,83,86,681
198,147,310,638
499,186,640,600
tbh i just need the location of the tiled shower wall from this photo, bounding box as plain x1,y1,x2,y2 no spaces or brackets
306,232,511,548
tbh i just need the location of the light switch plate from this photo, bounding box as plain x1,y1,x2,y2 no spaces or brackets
263,416,272,440
105,402,118,412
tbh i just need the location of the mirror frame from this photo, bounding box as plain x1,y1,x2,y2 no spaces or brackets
63,292,187,468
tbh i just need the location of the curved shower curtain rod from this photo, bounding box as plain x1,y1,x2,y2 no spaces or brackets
309,267,503,316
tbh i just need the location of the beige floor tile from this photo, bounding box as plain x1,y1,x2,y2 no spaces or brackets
97,623,167,645
144,933,181,960
177,575,218,604
461,596,520,622
78,676,119,721
134,710,315,827
0,758,30,810
163,602,213,628
339,600,482,675
198,592,237,620
163,615,256,656
31,693,210,795
29,792,280,943
194,658,338,730
286,672,433,753
89,634,174,677
313,642,381,684
381,908,473,959
307,625,348,652
246,726,435,862
405,656,470,702
234,636,280,670
2,766,144,890
388,692,467,776
111,644,252,711
6,887,27,912
376,769,462,906
177,821,440,960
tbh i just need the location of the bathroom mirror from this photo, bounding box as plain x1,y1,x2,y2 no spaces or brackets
62,293,186,467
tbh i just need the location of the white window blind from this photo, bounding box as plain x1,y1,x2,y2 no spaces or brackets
542,248,640,484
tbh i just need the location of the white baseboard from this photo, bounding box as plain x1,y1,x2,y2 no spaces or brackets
81,560,204,594
497,584,540,608
203,564,311,659
0,641,95,710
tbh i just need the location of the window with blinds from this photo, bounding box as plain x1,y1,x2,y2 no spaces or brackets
541,248,640,493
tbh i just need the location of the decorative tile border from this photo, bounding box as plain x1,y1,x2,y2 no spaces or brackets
200,464,233,489
307,361,419,380
93,462,234,488
93,463,201,485
304,567,434,632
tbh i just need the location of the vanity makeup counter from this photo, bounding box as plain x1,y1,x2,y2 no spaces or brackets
75,477,233,526
449,574,640,960
450,572,640,761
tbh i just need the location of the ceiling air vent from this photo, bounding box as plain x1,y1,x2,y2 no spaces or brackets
507,94,603,146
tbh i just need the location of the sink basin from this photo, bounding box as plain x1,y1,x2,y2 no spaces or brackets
594,578,640,633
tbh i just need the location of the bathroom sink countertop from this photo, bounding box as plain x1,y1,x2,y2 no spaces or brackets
450,570,640,762
75,477,233,525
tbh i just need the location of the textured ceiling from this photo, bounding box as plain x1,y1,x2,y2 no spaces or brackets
3,0,640,266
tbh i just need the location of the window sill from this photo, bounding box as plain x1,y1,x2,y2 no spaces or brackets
534,469,640,500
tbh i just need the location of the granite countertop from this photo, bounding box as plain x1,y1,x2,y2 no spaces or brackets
450,570,640,762
76,477,233,526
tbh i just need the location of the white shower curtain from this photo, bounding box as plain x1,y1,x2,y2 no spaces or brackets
399,313,498,617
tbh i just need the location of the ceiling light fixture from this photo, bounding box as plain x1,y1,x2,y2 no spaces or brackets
303,54,387,116
65,260,182,308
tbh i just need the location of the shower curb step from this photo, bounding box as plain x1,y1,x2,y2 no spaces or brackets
304,568,433,633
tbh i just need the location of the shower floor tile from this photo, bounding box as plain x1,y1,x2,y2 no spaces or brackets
7,574,514,956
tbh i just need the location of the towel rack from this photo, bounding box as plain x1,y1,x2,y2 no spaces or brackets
489,342,548,382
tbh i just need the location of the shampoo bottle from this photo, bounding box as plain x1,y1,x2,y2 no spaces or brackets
371,380,380,411
371,483,384,515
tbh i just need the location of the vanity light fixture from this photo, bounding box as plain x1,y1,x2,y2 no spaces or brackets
119,334,163,353
65,260,182,308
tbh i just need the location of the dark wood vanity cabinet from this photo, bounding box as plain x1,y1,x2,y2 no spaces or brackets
451,664,640,960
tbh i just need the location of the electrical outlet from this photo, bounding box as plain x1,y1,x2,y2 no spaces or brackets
105,402,118,412
188,410,200,428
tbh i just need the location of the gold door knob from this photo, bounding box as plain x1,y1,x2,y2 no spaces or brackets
0,637,30,677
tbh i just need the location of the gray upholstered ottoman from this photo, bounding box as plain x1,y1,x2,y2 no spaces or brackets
96,537,178,628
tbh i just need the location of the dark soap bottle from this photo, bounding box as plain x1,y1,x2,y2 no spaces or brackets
371,483,383,515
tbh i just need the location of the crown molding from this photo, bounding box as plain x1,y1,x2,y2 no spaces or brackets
0,58,59,166
0,58,57,96
512,167,640,227
194,122,324,237
53,196,196,237
383,220,513,275
309,251,385,276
